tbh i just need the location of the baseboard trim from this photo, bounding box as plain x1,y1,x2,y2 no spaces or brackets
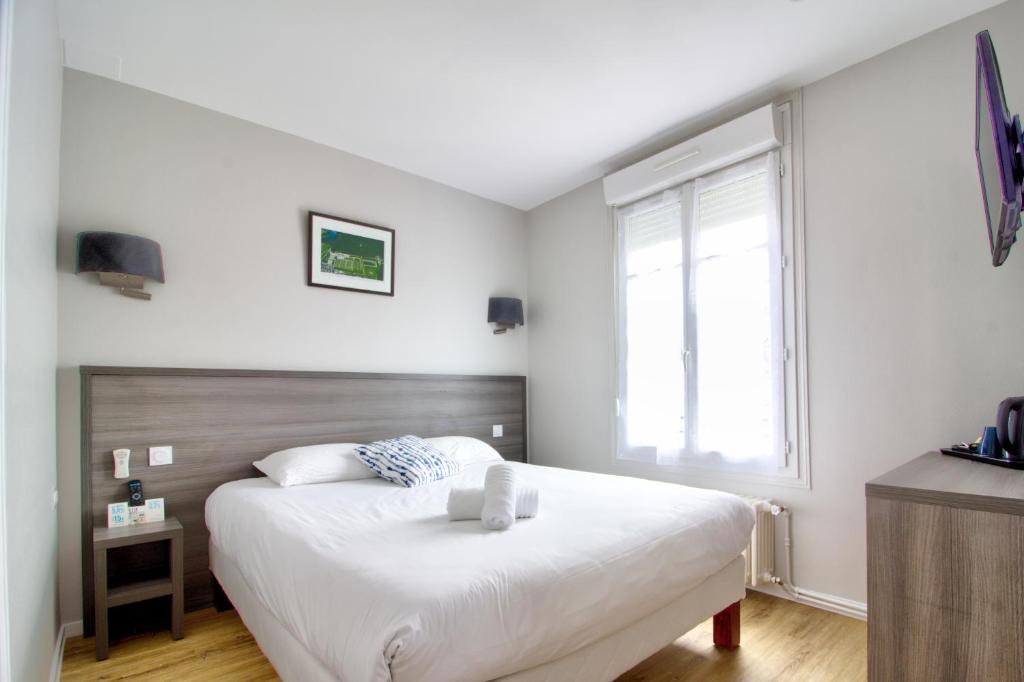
64,620,83,638
749,584,867,621
51,620,84,682
49,623,68,682
792,586,867,620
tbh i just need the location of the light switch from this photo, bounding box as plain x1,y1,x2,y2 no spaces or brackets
492,425,503,438
149,445,173,466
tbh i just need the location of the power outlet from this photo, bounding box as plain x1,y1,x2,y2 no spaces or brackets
492,424,503,438
149,445,173,466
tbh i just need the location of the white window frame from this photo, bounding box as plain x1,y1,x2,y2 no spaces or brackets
612,93,809,489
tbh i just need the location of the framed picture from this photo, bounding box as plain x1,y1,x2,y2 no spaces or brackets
308,211,395,296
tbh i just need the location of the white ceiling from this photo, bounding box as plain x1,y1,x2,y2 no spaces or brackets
57,0,1002,210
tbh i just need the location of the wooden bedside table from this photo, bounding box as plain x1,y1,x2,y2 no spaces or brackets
93,517,184,660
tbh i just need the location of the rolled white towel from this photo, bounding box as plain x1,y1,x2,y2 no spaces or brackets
515,486,539,518
447,486,540,521
481,463,516,530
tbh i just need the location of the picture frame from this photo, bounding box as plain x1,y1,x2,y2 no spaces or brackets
308,211,395,296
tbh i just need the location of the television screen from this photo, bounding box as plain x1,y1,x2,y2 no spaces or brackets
975,30,1023,267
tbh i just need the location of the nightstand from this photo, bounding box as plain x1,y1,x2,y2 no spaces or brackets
92,517,184,660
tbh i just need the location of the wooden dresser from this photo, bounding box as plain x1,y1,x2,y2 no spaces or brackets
866,452,1024,680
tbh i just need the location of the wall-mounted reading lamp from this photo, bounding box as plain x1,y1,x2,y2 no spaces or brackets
75,231,165,300
488,297,524,334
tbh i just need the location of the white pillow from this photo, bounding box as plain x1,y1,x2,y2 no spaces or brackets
253,443,374,487
425,436,504,466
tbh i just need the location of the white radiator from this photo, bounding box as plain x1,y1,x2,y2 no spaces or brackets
739,496,776,587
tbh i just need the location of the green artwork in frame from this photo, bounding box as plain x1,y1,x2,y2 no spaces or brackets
307,211,395,295
319,229,385,281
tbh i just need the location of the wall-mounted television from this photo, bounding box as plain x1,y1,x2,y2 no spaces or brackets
975,30,1023,267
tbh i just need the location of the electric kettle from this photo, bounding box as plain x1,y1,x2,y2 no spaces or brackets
996,396,1024,460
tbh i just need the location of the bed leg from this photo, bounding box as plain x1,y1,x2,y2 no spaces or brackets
713,601,740,649
212,574,234,612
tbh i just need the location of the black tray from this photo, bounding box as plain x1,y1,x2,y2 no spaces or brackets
939,447,1024,469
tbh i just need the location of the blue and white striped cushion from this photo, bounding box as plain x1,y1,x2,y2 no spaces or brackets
355,435,463,487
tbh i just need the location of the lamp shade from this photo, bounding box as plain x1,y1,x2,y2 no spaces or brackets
75,231,165,282
487,297,524,326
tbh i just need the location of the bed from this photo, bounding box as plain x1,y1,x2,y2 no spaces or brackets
206,458,754,682
79,366,751,679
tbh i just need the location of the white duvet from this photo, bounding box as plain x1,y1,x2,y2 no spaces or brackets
205,462,754,682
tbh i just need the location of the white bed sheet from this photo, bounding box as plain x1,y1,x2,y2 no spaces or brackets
205,461,754,682
211,543,745,682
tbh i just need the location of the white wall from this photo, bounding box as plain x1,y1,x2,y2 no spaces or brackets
56,70,528,624
526,0,1024,606
4,0,63,678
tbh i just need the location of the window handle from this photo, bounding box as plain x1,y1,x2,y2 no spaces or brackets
682,349,691,370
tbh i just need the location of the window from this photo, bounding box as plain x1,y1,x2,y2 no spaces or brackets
615,101,806,486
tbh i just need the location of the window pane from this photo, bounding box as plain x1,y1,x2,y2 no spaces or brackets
623,202,685,451
693,169,780,463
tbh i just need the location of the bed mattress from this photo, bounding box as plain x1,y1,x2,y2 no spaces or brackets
205,461,754,682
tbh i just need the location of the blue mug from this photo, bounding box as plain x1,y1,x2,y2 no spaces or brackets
980,426,999,456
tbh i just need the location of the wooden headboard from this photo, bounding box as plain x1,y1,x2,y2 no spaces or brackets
80,366,527,634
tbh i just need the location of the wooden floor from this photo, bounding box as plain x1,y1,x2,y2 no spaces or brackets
617,591,866,681
63,591,866,681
